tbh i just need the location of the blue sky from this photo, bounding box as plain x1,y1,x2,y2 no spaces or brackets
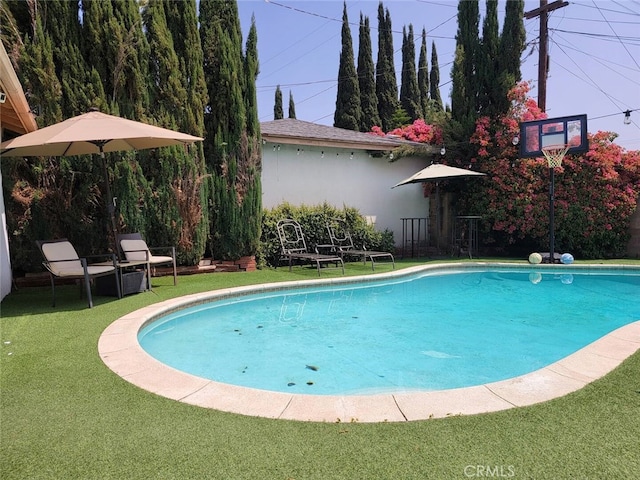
237,0,639,151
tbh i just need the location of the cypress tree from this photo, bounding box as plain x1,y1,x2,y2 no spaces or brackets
478,0,500,117
288,91,296,119
164,0,208,137
7,3,111,261
162,0,210,264
429,40,444,112
82,0,150,118
16,11,62,126
400,24,421,122
417,28,429,120
44,0,93,116
82,0,150,253
357,13,380,131
244,15,260,135
334,1,361,131
450,0,479,130
142,0,201,263
274,85,283,120
200,0,258,260
498,0,526,113
240,14,262,258
375,2,398,132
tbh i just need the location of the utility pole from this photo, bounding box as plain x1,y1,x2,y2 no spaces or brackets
525,0,568,112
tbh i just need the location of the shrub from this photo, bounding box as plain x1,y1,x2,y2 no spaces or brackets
259,203,394,267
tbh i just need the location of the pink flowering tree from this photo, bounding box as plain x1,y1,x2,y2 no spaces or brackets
371,119,443,146
461,81,640,257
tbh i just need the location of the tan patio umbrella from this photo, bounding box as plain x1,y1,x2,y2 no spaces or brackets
0,110,203,247
392,163,486,252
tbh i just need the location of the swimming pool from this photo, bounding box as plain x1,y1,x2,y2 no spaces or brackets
100,263,640,421
138,265,639,395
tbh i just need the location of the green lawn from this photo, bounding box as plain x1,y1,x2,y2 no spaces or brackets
1,259,639,479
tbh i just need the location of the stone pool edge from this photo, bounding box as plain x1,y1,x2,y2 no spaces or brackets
98,262,640,423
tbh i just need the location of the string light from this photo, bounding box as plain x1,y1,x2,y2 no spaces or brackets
623,110,631,125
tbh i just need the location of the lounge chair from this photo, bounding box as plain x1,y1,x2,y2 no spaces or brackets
117,233,177,290
36,239,120,308
324,218,394,270
277,219,344,275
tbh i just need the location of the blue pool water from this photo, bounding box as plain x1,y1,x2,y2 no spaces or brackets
139,268,639,395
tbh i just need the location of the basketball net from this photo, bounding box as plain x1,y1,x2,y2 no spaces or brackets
542,144,570,169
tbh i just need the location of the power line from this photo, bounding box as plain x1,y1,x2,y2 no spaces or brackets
591,0,640,69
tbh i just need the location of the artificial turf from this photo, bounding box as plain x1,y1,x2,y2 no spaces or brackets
1,259,639,479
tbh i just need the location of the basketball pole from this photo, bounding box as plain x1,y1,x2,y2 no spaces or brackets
548,166,555,263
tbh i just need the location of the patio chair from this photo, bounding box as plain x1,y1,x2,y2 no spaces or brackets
117,233,177,290
277,219,344,275
36,239,120,308
324,218,394,270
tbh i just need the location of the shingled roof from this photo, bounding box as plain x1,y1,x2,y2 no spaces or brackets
261,118,424,152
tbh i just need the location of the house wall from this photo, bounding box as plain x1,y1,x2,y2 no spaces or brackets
262,142,431,249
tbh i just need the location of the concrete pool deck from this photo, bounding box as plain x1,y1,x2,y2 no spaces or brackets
98,263,640,423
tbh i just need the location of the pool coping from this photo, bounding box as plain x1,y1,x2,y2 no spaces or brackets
98,262,640,423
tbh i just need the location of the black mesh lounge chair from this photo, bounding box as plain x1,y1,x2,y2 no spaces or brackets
117,232,177,290
325,218,394,270
36,239,120,308
277,219,344,275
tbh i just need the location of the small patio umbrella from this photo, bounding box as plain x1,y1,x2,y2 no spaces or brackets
0,110,203,248
392,163,486,252
392,163,486,187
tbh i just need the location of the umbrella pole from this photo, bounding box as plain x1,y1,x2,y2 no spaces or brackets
100,149,119,256
435,182,440,253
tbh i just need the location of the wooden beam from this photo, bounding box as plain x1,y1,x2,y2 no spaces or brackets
524,0,569,19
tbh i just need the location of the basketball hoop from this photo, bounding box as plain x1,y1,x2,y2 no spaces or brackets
541,144,570,169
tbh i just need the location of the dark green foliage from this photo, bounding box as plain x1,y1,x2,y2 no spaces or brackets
82,0,150,118
163,0,208,138
200,0,261,260
4,0,212,271
288,90,296,119
389,107,412,130
274,85,283,120
244,15,260,135
417,28,430,119
375,2,398,132
334,2,362,131
477,0,501,117
260,203,394,268
44,0,94,115
160,0,210,264
240,14,263,259
498,0,526,112
450,0,479,130
17,11,62,127
357,13,380,131
400,25,421,122
429,40,444,112
500,0,526,82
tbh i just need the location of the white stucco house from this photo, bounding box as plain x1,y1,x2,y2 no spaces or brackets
260,118,434,250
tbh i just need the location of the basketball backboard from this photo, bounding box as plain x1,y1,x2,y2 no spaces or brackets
519,114,588,158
